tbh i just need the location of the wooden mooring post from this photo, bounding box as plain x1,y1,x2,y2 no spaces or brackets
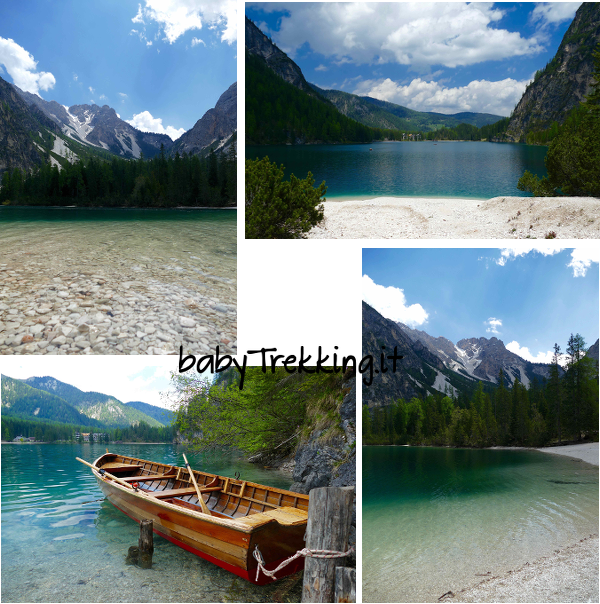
126,519,154,568
138,519,154,569
301,486,355,603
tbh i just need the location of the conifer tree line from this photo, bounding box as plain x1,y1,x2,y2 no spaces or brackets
0,143,236,207
364,334,598,448
1,416,175,443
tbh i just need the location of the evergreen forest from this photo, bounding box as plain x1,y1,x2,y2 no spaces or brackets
364,334,599,448
1,415,174,443
0,143,237,207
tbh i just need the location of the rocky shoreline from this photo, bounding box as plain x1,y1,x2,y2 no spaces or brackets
0,263,236,355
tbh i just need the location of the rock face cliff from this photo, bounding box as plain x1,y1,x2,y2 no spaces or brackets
170,82,236,157
0,76,60,175
504,2,600,141
245,17,316,96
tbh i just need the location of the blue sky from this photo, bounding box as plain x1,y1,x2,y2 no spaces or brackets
246,2,580,116
0,0,236,139
363,247,599,364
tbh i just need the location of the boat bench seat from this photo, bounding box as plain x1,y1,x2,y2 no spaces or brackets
149,487,200,498
101,463,143,473
237,506,308,527
122,474,177,483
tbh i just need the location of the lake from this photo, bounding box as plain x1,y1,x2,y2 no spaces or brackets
246,141,548,200
0,208,236,354
1,444,302,603
362,446,599,603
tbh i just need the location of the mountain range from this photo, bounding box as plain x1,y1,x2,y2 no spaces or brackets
0,78,237,177
363,301,599,410
1,374,172,429
245,17,502,143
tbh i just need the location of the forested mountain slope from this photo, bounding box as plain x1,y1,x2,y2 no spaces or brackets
503,2,600,141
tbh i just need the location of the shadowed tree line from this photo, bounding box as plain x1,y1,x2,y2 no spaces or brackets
364,334,598,448
0,143,236,207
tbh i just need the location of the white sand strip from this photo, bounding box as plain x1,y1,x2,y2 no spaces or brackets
536,442,599,466
306,196,600,239
455,534,599,603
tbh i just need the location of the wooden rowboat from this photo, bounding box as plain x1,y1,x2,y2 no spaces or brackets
79,452,309,584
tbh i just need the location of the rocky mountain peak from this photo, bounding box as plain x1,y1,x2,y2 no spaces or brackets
245,17,315,96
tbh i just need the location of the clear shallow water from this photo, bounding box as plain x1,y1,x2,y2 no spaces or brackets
247,141,548,200
363,446,599,603
1,444,301,603
0,207,236,283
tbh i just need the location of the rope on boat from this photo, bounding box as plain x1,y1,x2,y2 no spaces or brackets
253,544,355,582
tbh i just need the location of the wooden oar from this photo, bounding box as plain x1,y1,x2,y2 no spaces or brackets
76,457,145,492
182,454,211,515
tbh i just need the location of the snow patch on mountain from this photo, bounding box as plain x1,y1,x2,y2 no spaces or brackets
432,370,458,397
454,345,482,376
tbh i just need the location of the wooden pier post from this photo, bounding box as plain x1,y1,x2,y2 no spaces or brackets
138,519,154,569
335,567,356,603
301,486,354,603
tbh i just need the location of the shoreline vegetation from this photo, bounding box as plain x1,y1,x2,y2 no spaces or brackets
306,195,600,239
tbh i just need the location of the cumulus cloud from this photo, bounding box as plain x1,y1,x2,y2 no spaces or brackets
363,274,428,327
0,37,56,96
263,3,543,70
506,341,559,365
133,0,236,45
127,110,185,140
485,318,502,335
496,245,563,266
191,37,205,47
352,76,530,116
315,64,328,72
531,2,582,28
567,248,600,278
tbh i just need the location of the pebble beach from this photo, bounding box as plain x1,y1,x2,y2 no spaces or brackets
307,196,600,239
0,209,236,355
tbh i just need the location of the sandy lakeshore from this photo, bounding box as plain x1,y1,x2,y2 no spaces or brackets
306,196,600,239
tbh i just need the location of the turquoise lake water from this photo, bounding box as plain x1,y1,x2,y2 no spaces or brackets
1,444,301,603
362,446,599,603
246,141,548,200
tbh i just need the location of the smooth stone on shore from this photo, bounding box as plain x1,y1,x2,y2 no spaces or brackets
179,316,196,328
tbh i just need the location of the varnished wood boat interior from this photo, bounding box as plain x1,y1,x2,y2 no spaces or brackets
96,454,309,527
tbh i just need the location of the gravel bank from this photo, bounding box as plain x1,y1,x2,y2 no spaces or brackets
454,534,599,603
306,196,600,239
0,263,236,356
537,442,599,466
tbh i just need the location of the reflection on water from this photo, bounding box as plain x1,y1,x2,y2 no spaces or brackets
247,142,548,200
363,446,599,603
1,444,301,603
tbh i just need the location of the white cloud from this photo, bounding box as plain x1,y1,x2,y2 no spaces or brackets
191,37,205,47
73,73,78,81
127,110,185,140
363,274,428,327
133,0,236,45
496,245,563,266
568,248,600,278
352,76,530,116
485,317,502,335
89,86,95,93
531,3,582,28
0,357,180,409
315,64,328,72
99,94,108,101
506,340,561,365
266,3,543,70
0,37,56,96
